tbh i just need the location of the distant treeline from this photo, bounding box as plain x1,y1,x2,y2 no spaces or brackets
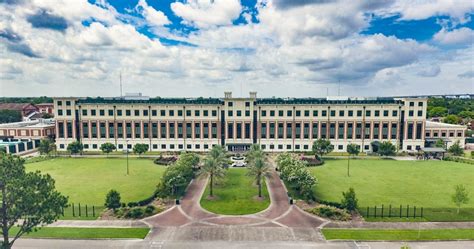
0,97,53,104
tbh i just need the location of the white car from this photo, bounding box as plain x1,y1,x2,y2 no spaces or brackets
232,161,247,167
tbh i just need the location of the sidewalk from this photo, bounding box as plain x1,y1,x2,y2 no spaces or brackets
48,220,149,228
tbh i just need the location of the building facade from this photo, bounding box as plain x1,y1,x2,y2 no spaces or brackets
425,121,466,148
0,119,55,140
52,92,445,153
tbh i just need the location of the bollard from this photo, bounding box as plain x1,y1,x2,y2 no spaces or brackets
289,198,294,205
79,203,81,217
176,199,180,205
86,205,88,217
72,203,75,217
93,206,95,217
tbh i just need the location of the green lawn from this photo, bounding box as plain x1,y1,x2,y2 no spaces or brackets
200,168,270,215
309,159,474,221
26,158,166,205
322,228,474,241
9,227,149,239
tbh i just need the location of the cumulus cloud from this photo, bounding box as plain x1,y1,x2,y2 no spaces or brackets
458,70,474,79
135,0,170,27
387,0,473,22
171,0,242,28
416,65,441,77
433,27,474,46
26,9,68,31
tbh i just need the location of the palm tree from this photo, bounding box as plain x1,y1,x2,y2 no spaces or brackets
200,157,226,197
247,144,264,166
199,145,227,197
346,143,360,177
247,157,272,197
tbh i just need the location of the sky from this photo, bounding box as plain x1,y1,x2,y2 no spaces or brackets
0,0,473,98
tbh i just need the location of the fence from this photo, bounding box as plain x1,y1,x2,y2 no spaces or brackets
61,203,103,219
360,205,424,219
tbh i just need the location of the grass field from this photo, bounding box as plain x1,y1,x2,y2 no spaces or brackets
309,159,474,221
322,228,474,241
26,158,166,205
9,227,149,239
200,168,270,215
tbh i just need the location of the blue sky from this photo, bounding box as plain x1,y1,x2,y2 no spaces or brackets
0,0,473,97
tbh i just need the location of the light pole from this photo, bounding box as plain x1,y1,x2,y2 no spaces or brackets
126,139,129,175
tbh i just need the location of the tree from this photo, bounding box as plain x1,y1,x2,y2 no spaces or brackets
247,157,271,197
448,141,464,156
38,139,56,156
443,114,461,124
157,153,197,197
0,110,22,124
312,139,334,162
458,110,474,119
67,141,83,155
435,138,446,148
100,143,116,157
247,144,264,166
104,189,121,211
452,184,469,214
378,141,396,157
133,143,149,156
200,146,227,197
428,106,447,117
0,153,68,249
341,188,358,211
41,113,54,119
346,144,360,177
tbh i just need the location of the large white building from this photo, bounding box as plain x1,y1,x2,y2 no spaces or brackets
53,92,465,153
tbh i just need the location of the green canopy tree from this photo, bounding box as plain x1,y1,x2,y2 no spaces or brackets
104,189,121,211
378,141,396,157
0,153,68,249
67,141,83,155
100,143,116,157
428,106,448,117
452,184,469,214
448,141,464,156
443,114,461,124
133,143,149,156
312,139,334,162
38,139,56,156
346,143,360,177
247,157,272,198
435,138,446,148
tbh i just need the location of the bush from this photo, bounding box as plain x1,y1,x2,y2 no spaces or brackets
443,156,474,165
145,205,155,215
341,188,358,211
127,202,138,207
307,204,351,221
156,152,198,198
154,156,178,165
105,189,121,211
317,200,344,209
300,156,324,166
125,207,144,219
277,153,317,200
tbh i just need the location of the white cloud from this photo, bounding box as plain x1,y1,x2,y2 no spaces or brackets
433,27,474,46
171,0,242,28
416,64,441,77
135,0,170,27
387,0,473,22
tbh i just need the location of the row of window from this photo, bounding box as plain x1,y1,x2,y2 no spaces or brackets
57,109,220,117
427,131,464,138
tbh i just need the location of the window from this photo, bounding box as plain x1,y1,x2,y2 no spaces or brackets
312,122,318,139
135,122,141,138
153,144,158,149
169,110,174,116
338,145,343,150
126,110,131,116
392,110,398,117
286,123,292,139
66,101,71,106
161,123,167,139
245,110,250,117
417,110,423,117
228,110,233,117
338,123,344,139
109,122,115,138
457,132,462,137
237,110,242,117
287,110,292,117
227,123,234,139
152,110,157,116
57,101,62,106
407,123,414,139
348,110,353,117
278,145,283,150
203,110,208,116
204,144,208,149
245,123,251,139
134,110,139,116
245,102,250,107
261,145,266,150
178,110,183,116
195,123,201,139
330,110,335,117
108,110,114,116
409,110,414,116
262,110,267,117
178,144,184,149
186,110,191,116
152,123,158,138
313,110,318,116
91,122,98,138
347,123,353,139
364,145,369,150
304,110,309,117
356,123,362,139
144,123,149,138
211,110,217,116
373,123,379,139
329,123,335,139
357,110,362,117
186,123,192,139
303,123,309,139
82,109,87,116
295,123,301,139
365,110,371,117
161,110,166,116
203,123,209,138
383,110,388,117
269,123,275,138
322,110,327,117
418,102,423,107
321,123,327,139
416,123,422,139
374,110,380,117
82,122,89,138
407,145,412,150
162,144,167,149
195,110,200,117
211,123,217,138
303,145,308,150
339,110,344,117
58,110,63,116
84,144,89,149
287,144,291,150
364,123,370,139
270,110,275,116
278,110,284,117
99,123,106,138
143,110,148,116
177,123,183,138
228,102,233,107
278,123,284,139
382,123,388,139
409,102,414,107
118,123,124,138
261,123,267,139
66,110,71,116
195,144,200,149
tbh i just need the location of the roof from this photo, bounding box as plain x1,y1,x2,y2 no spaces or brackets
421,147,446,153
36,103,54,106
426,121,466,129
0,103,37,111
0,119,55,128
76,97,223,105
256,97,401,105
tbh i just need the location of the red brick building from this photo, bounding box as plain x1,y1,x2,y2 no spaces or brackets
0,119,55,139
36,103,54,114
0,103,39,117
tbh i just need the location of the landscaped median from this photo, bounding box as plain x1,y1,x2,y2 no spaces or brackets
322,228,474,241
9,227,150,239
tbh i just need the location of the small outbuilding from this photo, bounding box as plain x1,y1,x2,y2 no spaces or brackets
419,147,446,160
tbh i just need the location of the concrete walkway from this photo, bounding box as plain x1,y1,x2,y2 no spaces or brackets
49,220,148,228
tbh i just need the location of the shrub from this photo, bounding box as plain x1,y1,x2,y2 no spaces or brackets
341,188,358,211
307,204,351,221
276,153,317,200
105,190,121,211
154,156,178,165
145,205,155,215
443,156,474,165
156,152,198,197
125,207,144,219
300,156,323,166
127,202,138,207
317,200,344,209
